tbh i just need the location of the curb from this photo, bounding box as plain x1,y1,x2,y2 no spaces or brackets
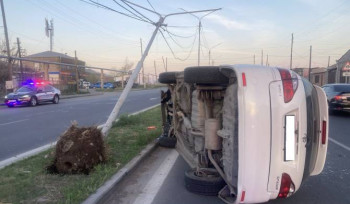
0,104,160,170
60,92,103,99
0,142,57,170
82,141,159,204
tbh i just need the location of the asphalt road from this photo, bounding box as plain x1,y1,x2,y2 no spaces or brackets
0,89,162,161
107,112,350,204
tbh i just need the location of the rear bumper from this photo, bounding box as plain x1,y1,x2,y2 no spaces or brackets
329,102,350,111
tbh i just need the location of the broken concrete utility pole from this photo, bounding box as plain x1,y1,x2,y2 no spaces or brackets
101,0,221,136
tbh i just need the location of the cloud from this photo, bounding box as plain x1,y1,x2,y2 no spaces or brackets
206,14,251,30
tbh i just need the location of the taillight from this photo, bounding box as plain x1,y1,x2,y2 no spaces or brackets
278,68,298,103
322,120,327,145
334,95,342,101
278,173,295,198
242,72,247,87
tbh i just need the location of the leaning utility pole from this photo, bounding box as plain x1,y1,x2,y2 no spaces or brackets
16,38,23,82
308,45,312,81
290,33,293,69
140,38,146,88
101,1,221,137
1,0,12,81
75,50,79,93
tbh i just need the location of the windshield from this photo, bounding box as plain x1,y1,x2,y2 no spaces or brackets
16,86,35,93
334,85,350,92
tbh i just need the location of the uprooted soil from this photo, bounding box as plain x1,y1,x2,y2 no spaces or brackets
47,123,107,174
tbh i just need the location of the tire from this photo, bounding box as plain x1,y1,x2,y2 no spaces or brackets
53,94,59,104
158,135,177,148
30,97,38,107
158,72,177,84
184,66,229,85
7,104,14,108
184,168,226,196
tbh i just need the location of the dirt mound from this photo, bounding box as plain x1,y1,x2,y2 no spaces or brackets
47,123,107,174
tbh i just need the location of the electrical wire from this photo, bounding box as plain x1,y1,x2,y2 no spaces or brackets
146,0,156,12
119,0,155,24
162,27,198,49
112,0,150,23
164,27,198,38
81,0,152,24
159,29,197,61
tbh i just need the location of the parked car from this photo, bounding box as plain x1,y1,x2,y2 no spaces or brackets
82,81,91,88
158,65,329,204
91,82,101,88
103,82,116,89
322,83,350,114
4,82,61,108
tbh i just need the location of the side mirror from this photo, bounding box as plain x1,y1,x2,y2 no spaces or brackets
37,89,43,93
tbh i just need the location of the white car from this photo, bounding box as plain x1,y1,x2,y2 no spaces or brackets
158,65,328,203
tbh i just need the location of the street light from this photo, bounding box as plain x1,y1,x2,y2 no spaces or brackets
180,8,220,66
205,42,222,66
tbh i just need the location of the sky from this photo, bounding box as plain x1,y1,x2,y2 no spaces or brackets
2,0,350,76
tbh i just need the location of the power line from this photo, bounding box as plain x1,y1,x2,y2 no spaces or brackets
159,29,197,61
82,0,152,24
113,0,153,23
146,0,156,12
119,0,154,23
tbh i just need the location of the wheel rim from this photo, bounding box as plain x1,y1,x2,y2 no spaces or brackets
31,98,36,106
54,96,58,103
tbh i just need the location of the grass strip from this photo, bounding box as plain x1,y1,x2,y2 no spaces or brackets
0,107,161,204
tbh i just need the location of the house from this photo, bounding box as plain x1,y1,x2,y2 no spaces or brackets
334,49,350,83
292,67,327,86
23,51,85,86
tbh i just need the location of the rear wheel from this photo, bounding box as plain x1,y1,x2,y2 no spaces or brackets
184,168,226,196
158,72,177,84
184,67,229,85
53,95,59,104
30,97,37,107
7,104,14,108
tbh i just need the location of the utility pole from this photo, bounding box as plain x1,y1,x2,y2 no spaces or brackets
261,50,263,66
140,38,146,88
180,8,219,67
16,38,23,82
166,57,168,72
254,54,255,64
75,50,79,93
162,56,166,71
207,43,221,66
154,60,157,83
198,21,201,66
308,45,312,81
290,33,293,69
266,54,269,66
327,56,330,67
1,0,12,82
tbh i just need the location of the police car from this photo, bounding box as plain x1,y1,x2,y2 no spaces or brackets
4,81,61,108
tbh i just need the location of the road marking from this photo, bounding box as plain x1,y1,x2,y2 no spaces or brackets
132,150,179,204
0,119,29,126
329,137,350,152
149,97,158,100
